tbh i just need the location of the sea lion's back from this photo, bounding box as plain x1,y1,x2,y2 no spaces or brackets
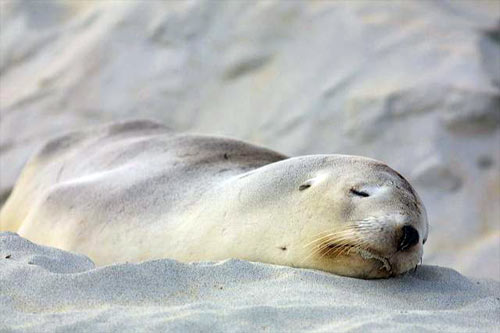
0,120,287,235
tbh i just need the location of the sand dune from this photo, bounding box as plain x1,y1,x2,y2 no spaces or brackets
1,0,499,280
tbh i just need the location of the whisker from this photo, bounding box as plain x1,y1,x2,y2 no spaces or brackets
300,224,385,263
303,230,359,248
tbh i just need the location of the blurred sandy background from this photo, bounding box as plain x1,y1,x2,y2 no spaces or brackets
0,0,499,280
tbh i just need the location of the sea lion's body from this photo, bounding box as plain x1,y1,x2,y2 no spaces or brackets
0,120,428,278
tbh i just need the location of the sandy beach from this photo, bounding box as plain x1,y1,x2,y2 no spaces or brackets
1,0,499,331
1,232,499,332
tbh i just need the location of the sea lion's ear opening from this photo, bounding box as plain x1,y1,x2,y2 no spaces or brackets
299,179,314,191
299,173,328,191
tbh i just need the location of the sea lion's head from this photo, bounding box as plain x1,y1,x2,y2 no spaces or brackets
287,155,428,279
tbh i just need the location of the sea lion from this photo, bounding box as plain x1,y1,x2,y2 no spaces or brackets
0,120,428,279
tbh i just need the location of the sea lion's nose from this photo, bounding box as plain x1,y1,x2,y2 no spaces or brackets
397,225,419,251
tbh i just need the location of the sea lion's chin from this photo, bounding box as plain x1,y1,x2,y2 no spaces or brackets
355,248,422,279
386,246,423,277
308,254,388,279
309,244,422,279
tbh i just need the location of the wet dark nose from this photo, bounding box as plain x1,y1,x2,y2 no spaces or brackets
397,225,419,251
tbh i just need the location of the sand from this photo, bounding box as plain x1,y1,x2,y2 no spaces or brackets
1,232,499,332
1,0,500,280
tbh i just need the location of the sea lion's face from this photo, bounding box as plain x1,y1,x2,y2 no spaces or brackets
298,158,428,279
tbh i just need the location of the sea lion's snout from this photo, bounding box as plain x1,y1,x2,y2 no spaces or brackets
397,225,419,252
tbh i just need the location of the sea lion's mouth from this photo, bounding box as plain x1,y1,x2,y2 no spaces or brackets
325,243,392,272
353,247,392,272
